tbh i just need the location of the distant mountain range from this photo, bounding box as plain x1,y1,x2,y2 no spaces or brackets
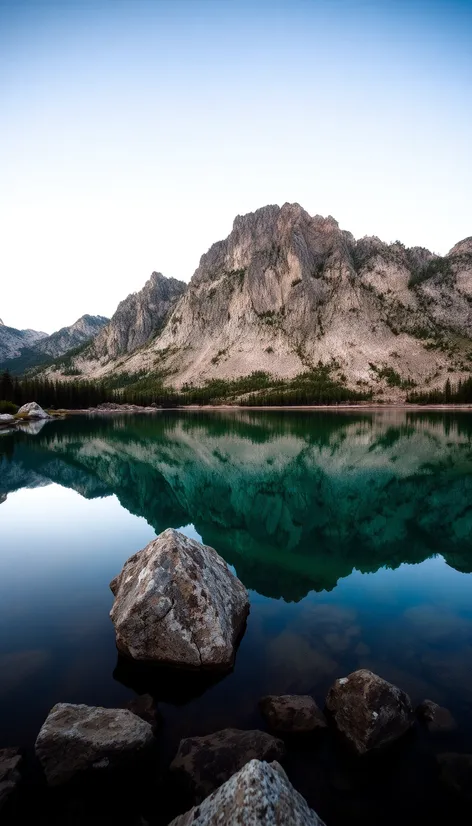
0,314,109,374
5,203,472,399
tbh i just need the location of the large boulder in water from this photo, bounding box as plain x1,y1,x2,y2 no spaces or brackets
17,402,50,419
35,703,155,786
170,728,285,800
109,529,249,670
325,669,414,755
169,759,325,826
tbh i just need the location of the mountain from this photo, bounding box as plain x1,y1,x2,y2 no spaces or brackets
43,204,472,398
87,271,186,364
0,314,109,374
35,314,109,358
0,319,48,362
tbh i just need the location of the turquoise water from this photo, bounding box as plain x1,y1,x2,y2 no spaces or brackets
1,410,472,823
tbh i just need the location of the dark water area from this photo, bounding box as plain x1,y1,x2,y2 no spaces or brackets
1,410,472,824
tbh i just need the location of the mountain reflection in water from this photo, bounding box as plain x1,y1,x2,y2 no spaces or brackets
2,410,472,600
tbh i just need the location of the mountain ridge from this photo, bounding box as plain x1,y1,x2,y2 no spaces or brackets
34,204,472,399
0,314,109,374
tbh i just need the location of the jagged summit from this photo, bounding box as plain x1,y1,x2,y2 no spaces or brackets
82,271,186,363
38,204,471,399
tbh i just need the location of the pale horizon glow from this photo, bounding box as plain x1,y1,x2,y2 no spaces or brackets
1,0,471,332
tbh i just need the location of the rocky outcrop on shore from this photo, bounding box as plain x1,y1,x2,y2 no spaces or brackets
17,402,50,419
110,529,249,669
34,703,155,786
169,759,326,826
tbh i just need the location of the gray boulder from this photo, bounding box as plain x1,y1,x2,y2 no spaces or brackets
325,669,414,755
110,529,249,669
17,402,50,419
417,700,457,733
170,728,285,800
0,414,15,424
0,748,22,812
259,694,327,734
169,759,325,826
35,703,155,786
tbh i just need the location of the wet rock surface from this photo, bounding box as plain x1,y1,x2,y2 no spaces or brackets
417,700,457,733
110,529,249,669
170,728,286,800
35,703,155,786
169,759,325,826
259,694,327,734
325,669,414,755
0,748,22,811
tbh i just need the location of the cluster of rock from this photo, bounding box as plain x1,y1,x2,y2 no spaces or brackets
2,527,471,823
0,402,52,430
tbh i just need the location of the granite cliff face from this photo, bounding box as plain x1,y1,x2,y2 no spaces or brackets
45,205,472,397
81,271,186,365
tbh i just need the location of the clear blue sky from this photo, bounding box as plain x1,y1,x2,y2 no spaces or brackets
1,0,471,332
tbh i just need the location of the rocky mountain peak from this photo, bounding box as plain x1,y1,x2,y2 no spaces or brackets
87,271,187,362
38,204,472,401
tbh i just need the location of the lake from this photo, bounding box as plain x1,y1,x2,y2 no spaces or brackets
1,409,472,824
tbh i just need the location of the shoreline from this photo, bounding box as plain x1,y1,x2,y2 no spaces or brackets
62,403,472,414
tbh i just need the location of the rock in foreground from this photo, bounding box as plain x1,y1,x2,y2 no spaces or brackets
170,728,285,800
259,694,327,734
0,748,22,811
110,529,249,669
17,402,50,419
169,759,325,826
325,669,414,755
35,703,154,786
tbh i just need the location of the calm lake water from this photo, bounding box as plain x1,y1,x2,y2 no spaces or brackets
1,409,472,824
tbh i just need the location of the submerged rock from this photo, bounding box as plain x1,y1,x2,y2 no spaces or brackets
325,669,414,755
0,748,22,812
169,759,325,826
259,694,327,734
437,753,472,799
170,728,285,800
17,402,50,419
35,703,155,786
110,529,249,670
417,700,457,733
